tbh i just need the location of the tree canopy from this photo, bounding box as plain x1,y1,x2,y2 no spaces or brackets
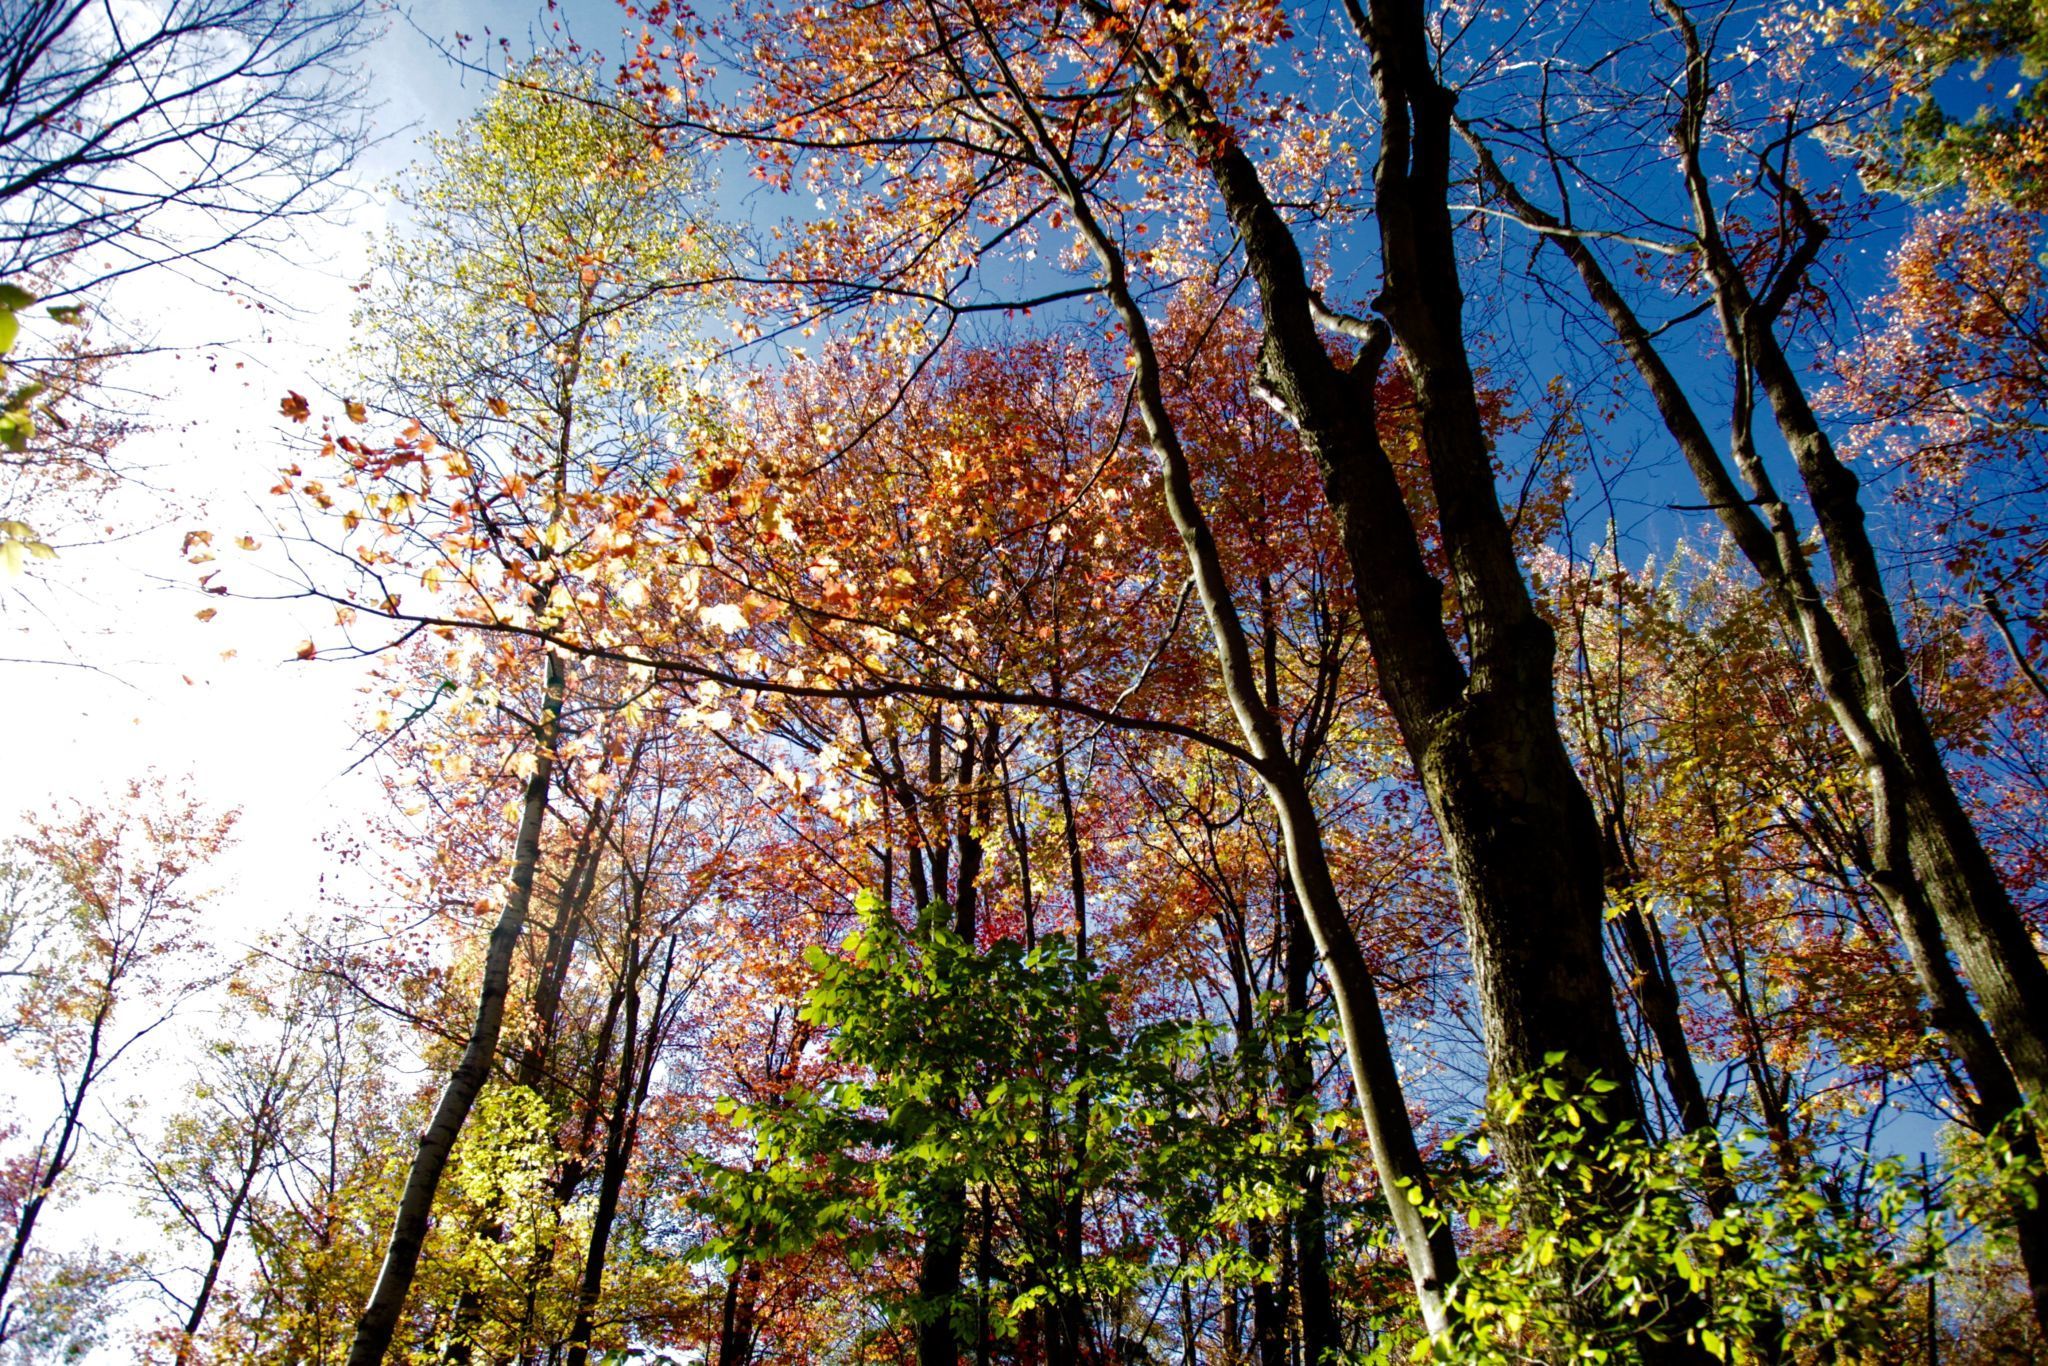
5,1,2048,1363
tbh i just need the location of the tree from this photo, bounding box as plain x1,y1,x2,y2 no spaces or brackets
188,964,404,1366
702,898,1270,1363
1829,0,2048,207
125,987,314,1365
0,779,236,1349
235,5,2048,1358
0,0,372,301
326,58,719,1364
609,0,1670,1341
1459,0,2048,1328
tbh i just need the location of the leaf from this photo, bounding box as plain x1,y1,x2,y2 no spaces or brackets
699,601,748,635
194,607,218,622
0,521,55,578
279,391,311,422
295,640,317,660
344,398,368,423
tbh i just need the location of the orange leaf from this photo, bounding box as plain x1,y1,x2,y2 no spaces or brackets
280,391,311,422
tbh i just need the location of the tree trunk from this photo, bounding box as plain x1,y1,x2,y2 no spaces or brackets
564,934,672,1366
515,780,626,1091
1027,127,1459,1332
1464,29,2048,1337
346,647,566,1366
1052,715,1090,1361
1102,0,1647,1173
916,1195,967,1366
1283,889,1339,1366
716,1260,761,1366
172,1155,261,1366
1248,1215,1286,1366
915,718,987,1366
0,998,107,1335
1354,0,1640,1134
1613,892,1716,1141
1469,0,2048,1131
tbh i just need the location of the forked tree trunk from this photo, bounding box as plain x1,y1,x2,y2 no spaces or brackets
1664,1,2048,1117
1093,0,1649,1167
1135,0,1697,1353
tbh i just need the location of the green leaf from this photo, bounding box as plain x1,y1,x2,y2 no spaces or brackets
0,409,32,453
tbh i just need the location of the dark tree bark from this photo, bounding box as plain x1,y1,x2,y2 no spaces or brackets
1459,9,2048,1333
564,934,674,1366
1083,0,1647,1188
1667,1,2048,1117
1048,690,1096,1363
1464,0,2048,1137
915,709,990,1366
1283,888,1340,1366
345,648,566,1366
716,1261,762,1366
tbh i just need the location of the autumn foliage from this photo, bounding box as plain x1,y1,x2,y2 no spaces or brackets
9,1,2048,1364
